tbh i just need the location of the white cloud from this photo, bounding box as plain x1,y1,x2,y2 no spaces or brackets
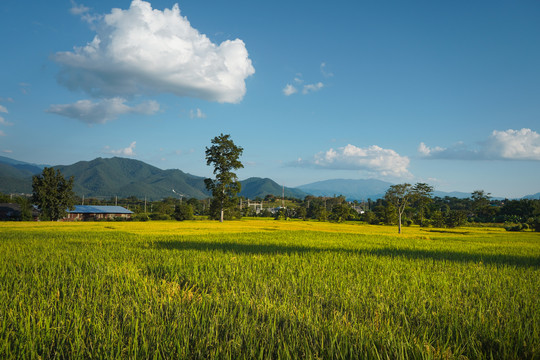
0,116,13,126
419,128,540,161
69,1,90,15
418,142,445,157
302,82,324,94
105,141,137,156
283,72,324,96
485,128,540,160
53,0,254,103
0,105,7,113
189,108,206,119
46,97,159,124
283,84,298,96
69,1,98,23
2,150,13,154
295,144,411,178
320,62,333,78
0,130,5,137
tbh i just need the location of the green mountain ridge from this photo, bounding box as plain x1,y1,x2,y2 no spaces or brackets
0,156,307,201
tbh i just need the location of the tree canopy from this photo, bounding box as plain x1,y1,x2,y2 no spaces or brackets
32,167,75,221
384,183,414,234
204,134,244,222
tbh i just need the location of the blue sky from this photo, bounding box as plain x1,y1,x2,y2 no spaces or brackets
1,0,539,198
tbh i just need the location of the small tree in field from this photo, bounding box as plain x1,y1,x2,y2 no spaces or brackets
204,134,244,222
384,183,413,234
32,167,76,221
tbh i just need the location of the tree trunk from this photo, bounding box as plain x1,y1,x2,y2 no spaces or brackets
220,191,225,223
398,211,402,234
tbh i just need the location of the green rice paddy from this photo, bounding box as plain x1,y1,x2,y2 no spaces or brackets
0,220,539,359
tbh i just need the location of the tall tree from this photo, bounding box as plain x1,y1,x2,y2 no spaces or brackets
384,183,413,234
471,190,492,220
204,134,244,222
412,182,434,226
32,167,76,221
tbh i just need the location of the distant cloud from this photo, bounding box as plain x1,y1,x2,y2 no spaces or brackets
0,106,13,126
54,0,254,103
2,150,13,154
0,97,14,103
46,97,159,124
320,62,333,78
105,141,137,156
283,72,324,96
69,1,90,16
294,144,411,178
0,130,5,137
302,82,324,94
0,117,13,126
69,0,98,23
19,83,30,95
283,84,298,96
419,128,540,161
189,108,206,119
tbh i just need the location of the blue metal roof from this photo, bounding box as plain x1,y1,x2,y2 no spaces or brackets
68,205,133,214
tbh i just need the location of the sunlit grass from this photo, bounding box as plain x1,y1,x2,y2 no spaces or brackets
0,220,539,359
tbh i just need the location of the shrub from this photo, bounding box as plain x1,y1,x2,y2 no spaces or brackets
149,213,171,221
132,213,150,222
505,223,522,232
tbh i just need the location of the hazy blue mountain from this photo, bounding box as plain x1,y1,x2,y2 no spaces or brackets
522,192,540,200
0,156,46,185
432,191,472,199
239,177,308,199
297,179,393,200
0,156,48,171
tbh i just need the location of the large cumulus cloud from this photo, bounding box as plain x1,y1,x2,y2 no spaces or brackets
53,0,255,103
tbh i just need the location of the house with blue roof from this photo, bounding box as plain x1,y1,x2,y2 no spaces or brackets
65,205,134,221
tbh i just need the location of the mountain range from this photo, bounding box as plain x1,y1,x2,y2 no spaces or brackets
0,156,537,201
0,156,307,200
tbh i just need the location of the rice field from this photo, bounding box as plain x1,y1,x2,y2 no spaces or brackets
0,220,539,359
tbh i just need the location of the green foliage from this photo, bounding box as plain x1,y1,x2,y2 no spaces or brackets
205,134,244,222
411,183,434,226
445,210,468,228
329,203,351,223
174,204,194,221
32,167,75,221
431,210,446,228
208,198,242,221
149,213,171,221
132,213,150,221
385,183,413,233
296,206,307,220
274,207,288,220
